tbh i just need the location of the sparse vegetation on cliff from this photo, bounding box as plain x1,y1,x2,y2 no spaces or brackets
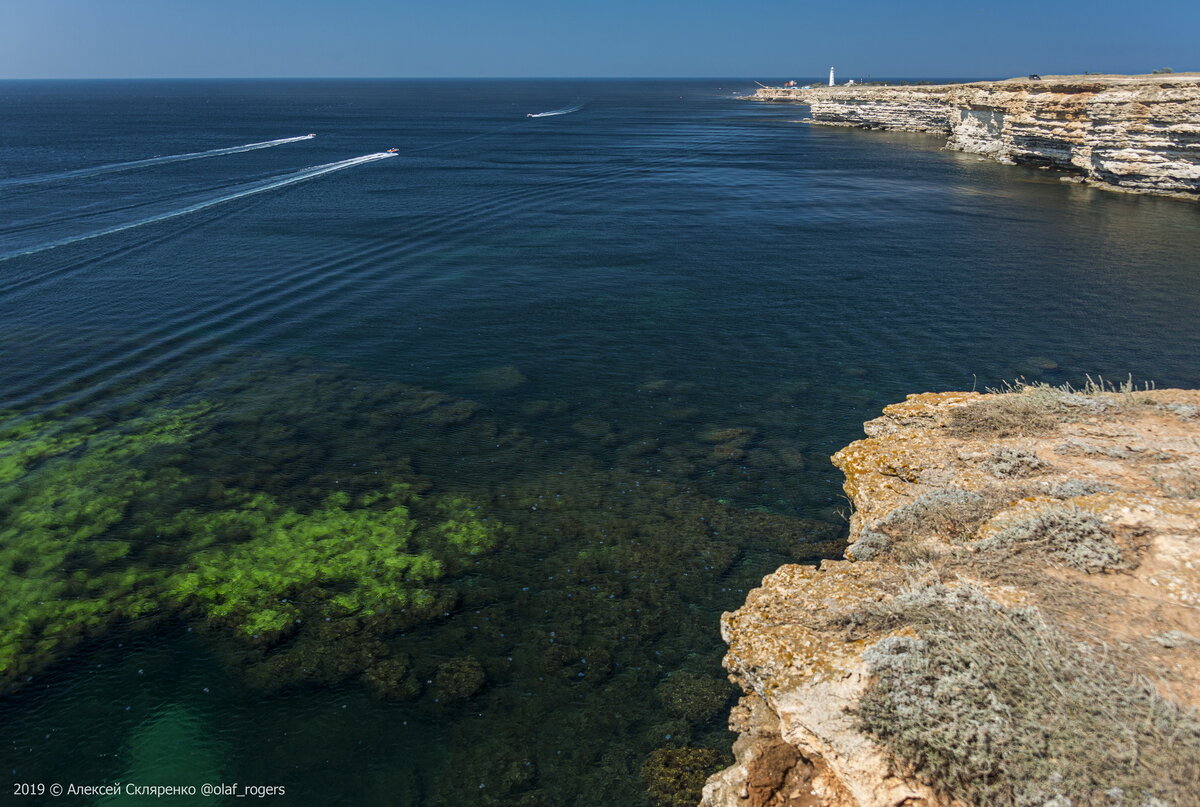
853,581,1200,807
976,504,1124,573
711,387,1200,807
949,378,1153,438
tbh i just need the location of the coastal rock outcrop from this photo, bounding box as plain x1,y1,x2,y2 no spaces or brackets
703,386,1200,806
754,75,1200,199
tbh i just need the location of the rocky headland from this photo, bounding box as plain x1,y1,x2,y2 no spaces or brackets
751,74,1200,199
703,384,1200,806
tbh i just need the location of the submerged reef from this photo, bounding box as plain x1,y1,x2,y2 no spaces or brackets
3,354,849,806
705,385,1200,807
165,488,497,638
0,383,503,693
0,404,209,683
643,747,725,807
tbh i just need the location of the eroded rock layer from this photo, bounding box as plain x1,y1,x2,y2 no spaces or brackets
754,75,1200,199
704,387,1200,806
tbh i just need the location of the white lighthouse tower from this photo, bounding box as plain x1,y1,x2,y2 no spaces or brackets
829,67,836,86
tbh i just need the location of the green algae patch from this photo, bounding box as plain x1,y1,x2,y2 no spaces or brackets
164,486,502,638
0,405,210,685
0,393,504,691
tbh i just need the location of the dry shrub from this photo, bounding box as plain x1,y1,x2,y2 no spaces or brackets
850,582,1200,806
949,378,1157,439
948,390,1064,438
977,504,1123,573
876,487,1011,543
984,446,1048,478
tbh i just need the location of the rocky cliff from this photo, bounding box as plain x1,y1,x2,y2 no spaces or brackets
753,75,1200,199
703,385,1200,806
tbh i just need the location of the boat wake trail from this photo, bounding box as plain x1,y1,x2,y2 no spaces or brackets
0,134,316,188
527,103,585,118
0,152,395,261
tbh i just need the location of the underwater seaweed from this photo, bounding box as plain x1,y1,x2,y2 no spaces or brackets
0,395,504,690
0,405,209,684
163,485,499,638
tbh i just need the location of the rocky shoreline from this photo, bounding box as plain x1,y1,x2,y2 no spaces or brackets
703,385,1200,806
750,74,1200,199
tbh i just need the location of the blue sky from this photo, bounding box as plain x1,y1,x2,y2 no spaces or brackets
2,0,1196,79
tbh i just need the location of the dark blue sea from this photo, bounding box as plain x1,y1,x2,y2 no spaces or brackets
1,79,1198,806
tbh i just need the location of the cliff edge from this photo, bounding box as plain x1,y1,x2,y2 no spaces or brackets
703,384,1200,806
752,74,1200,199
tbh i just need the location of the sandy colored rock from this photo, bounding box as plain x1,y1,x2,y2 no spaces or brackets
704,386,1200,806
752,74,1200,199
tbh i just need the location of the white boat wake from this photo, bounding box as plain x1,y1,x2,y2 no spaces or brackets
0,134,316,188
526,103,585,118
0,152,395,261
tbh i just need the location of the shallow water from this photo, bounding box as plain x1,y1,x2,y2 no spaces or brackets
1,79,1198,806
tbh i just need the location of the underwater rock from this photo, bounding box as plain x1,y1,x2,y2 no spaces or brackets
519,398,571,418
540,644,613,683
163,486,500,639
698,427,757,446
762,441,807,471
240,633,390,693
469,365,529,391
710,442,746,463
643,747,725,807
422,399,483,427
640,379,676,394
655,671,734,725
434,656,486,701
571,418,614,440
3,353,865,806
361,655,422,700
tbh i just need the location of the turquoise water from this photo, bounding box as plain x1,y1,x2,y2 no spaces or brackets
1,80,1198,806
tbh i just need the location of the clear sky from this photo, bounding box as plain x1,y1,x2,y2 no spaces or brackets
2,0,1197,79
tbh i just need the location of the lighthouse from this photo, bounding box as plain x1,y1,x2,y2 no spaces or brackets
829,67,835,86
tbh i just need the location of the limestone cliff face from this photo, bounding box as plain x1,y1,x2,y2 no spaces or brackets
703,388,1200,807
754,75,1200,199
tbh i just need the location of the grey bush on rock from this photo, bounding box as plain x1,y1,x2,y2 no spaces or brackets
854,582,1200,806
977,505,1122,573
877,489,989,541
984,446,1048,478
1047,479,1115,499
847,529,891,561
